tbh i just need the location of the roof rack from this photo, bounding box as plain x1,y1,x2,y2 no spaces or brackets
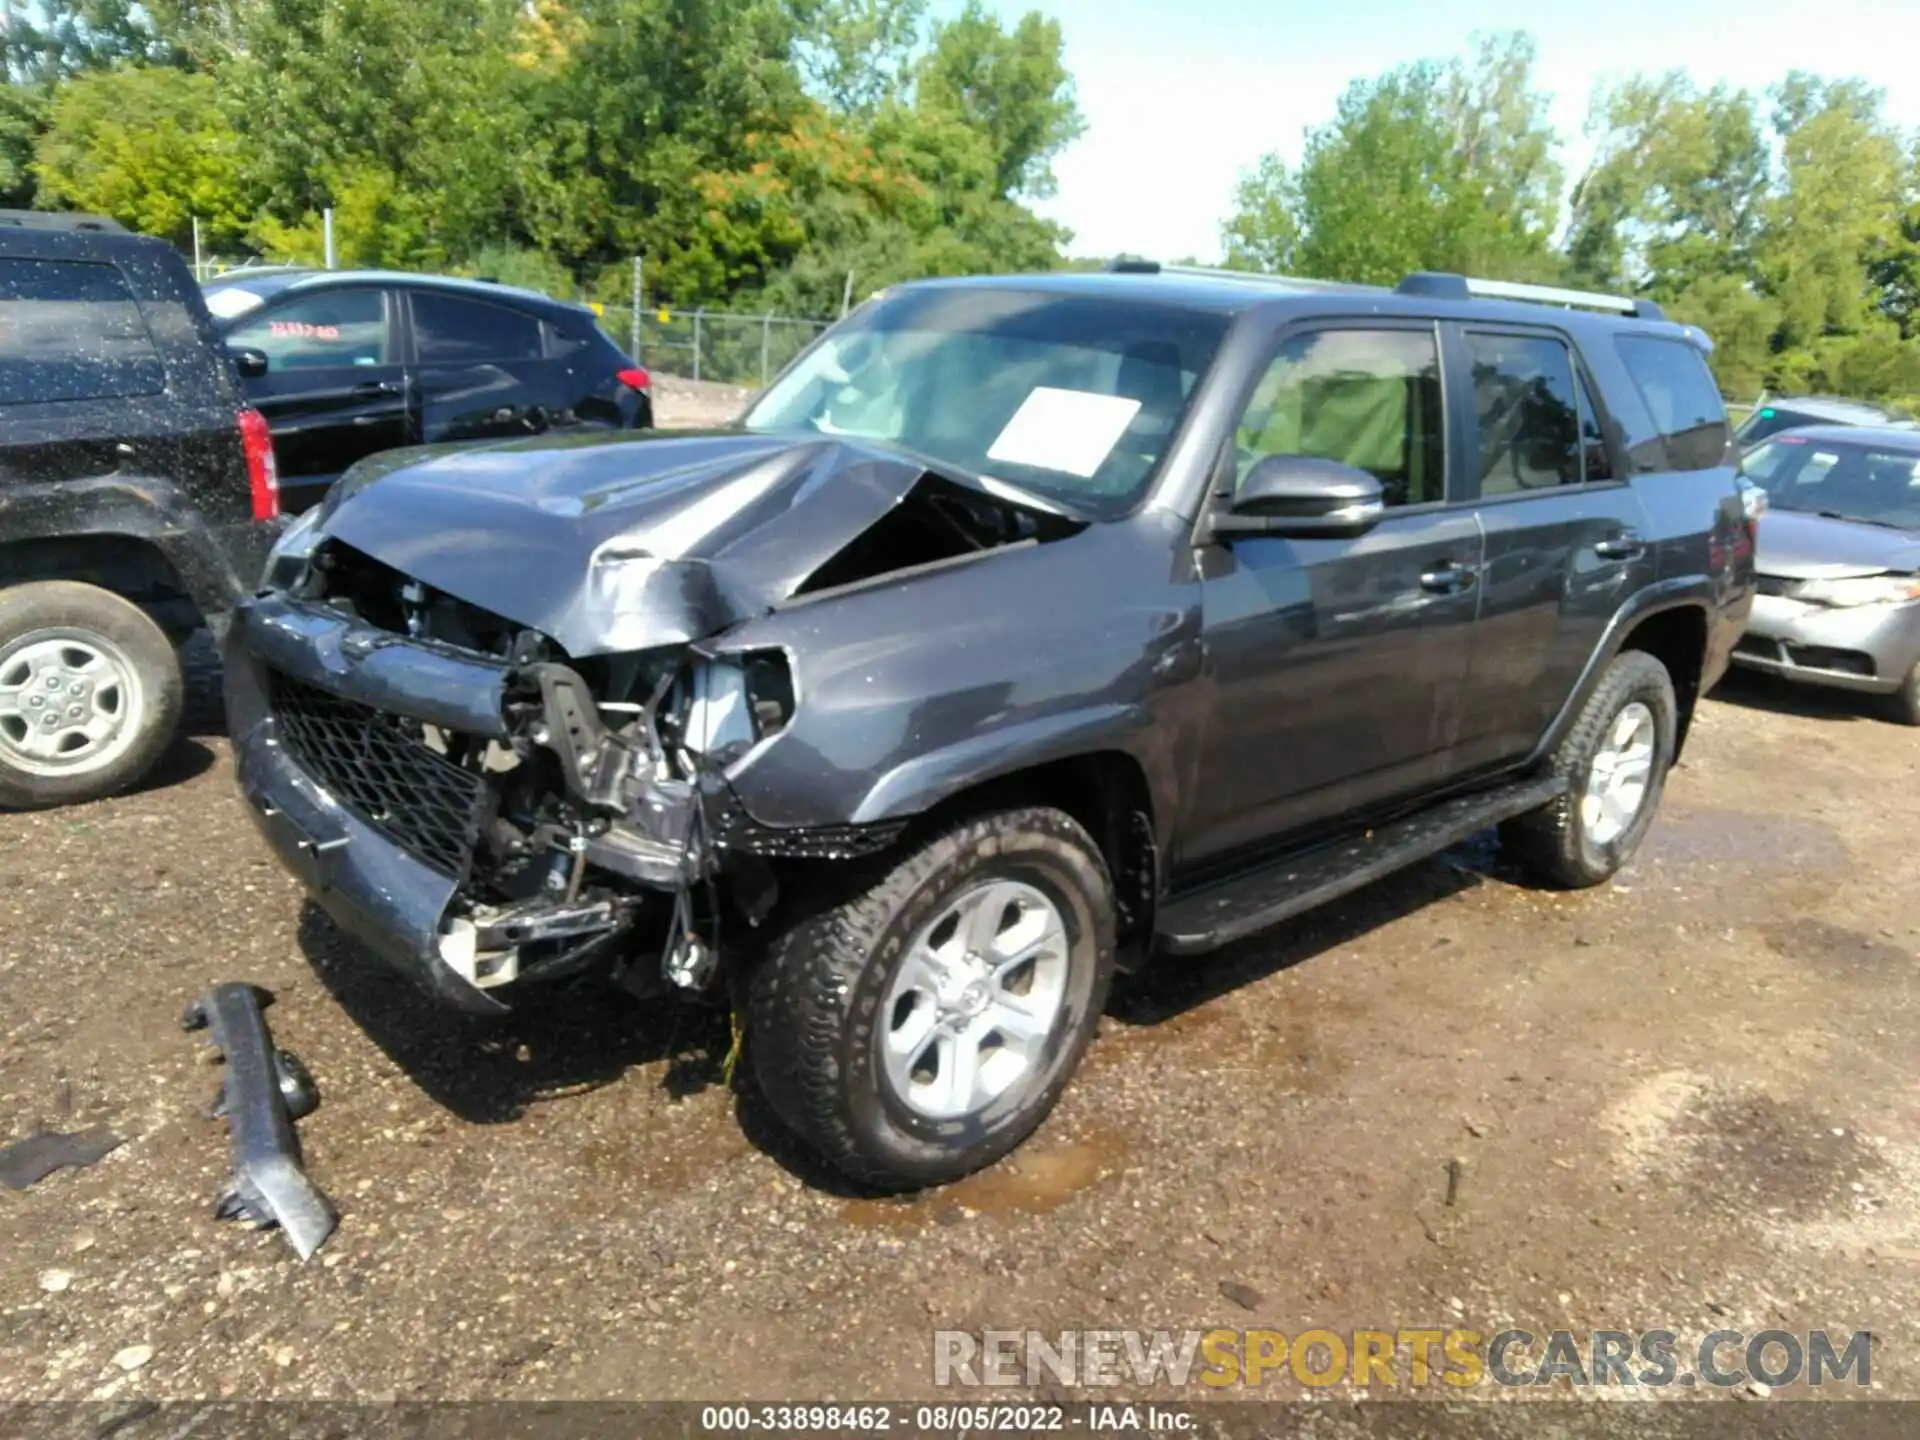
1397,271,1666,320
1103,257,1383,294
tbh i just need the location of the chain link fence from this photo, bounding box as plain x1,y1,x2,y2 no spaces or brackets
609,307,834,388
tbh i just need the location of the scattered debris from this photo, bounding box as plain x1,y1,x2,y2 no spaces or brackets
1219,1280,1263,1312
111,1345,153,1373
0,1127,124,1190
39,1269,73,1293
182,982,338,1262
1444,1156,1467,1208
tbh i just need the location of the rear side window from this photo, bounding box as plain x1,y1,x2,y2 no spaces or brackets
411,292,544,364
1466,332,1580,493
1616,335,1730,471
0,256,164,404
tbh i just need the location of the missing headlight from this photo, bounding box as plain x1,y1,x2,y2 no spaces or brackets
676,649,794,768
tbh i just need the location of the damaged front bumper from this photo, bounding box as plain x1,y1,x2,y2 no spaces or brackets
224,595,708,1014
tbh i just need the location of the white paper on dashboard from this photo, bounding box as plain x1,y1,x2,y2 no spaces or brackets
986,387,1142,478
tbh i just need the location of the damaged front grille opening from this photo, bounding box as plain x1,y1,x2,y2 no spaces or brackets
267,591,800,1000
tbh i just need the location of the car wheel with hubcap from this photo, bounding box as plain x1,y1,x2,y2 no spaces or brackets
748,807,1115,1191
1501,649,1677,889
1888,660,1920,727
0,582,183,810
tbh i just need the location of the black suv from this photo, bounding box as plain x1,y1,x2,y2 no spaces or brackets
225,263,1756,1189
202,268,654,515
1,212,283,810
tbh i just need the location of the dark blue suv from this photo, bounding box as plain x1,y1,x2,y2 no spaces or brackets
202,268,653,514
225,261,1757,1191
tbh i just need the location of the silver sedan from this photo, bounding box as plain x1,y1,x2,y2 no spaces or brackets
1731,425,1920,724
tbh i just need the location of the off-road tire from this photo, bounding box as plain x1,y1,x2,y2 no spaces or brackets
747,807,1116,1191
0,581,183,811
1500,650,1678,889
1887,660,1920,727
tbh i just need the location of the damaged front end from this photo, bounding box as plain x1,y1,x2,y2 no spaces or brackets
226,563,791,1011
226,434,1059,1011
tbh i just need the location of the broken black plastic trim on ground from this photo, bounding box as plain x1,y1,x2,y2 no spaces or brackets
182,982,337,1262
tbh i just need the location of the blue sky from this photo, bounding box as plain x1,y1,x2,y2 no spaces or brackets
975,0,1920,263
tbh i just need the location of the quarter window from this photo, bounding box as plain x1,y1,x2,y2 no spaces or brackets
1235,328,1446,508
411,291,544,364
0,256,163,404
228,288,390,369
1615,335,1730,471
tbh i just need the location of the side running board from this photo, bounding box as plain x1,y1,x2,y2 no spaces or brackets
1155,774,1567,955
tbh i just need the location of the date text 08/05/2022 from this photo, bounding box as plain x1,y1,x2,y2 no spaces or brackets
698,1403,1194,1433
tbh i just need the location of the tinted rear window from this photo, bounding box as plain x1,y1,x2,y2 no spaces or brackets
0,256,165,404
1615,335,1730,471
411,291,545,364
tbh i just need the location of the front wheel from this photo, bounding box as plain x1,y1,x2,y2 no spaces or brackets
1501,650,1677,889
747,807,1116,1191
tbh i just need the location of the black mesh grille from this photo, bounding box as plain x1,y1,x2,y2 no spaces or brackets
1755,574,1795,597
269,672,488,879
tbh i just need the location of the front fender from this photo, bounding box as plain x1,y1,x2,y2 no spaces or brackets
847,702,1148,824
708,514,1201,846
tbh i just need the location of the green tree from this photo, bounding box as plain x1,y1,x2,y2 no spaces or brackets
0,82,41,205
1222,32,1561,285
913,1,1082,202
792,0,925,116
1760,74,1906,350
32,64,249,246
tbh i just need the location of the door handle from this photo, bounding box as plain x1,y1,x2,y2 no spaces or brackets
351,381,401,398
1593,530,1646,560
1419,561,1478,595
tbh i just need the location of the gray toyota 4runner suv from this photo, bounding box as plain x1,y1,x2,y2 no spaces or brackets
226,264,1756,1190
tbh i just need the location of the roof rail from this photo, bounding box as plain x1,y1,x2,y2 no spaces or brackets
1397,271,1666,320
1103,257,1384,294
1160,263,1385,294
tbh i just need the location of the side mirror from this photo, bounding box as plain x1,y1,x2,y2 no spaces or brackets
1212,454,1386,539
230,345,269,379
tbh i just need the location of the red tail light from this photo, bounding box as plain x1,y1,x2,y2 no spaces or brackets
616,366,650,391
239,407,280,521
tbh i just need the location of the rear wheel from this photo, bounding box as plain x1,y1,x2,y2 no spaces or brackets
1501,650,1677,889
0,582,183,810
1887,660,1920,727
747,807,1116,1191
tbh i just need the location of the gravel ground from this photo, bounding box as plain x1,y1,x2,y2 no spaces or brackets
4,667,1918,1409
3,397,1918,1411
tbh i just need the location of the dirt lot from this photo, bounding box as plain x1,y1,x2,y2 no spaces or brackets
3,395,1918,1412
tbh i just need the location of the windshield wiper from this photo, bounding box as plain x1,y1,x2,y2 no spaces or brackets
1814,509,1908,530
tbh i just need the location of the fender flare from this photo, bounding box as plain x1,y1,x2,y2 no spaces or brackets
1530,577,1715,765
842,702,1172,830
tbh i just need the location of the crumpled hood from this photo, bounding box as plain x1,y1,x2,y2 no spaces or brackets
1756,509,1920,580
318,430,953,656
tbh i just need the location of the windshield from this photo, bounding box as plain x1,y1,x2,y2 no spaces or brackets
741,286,1229,517
1742,436,1920,529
